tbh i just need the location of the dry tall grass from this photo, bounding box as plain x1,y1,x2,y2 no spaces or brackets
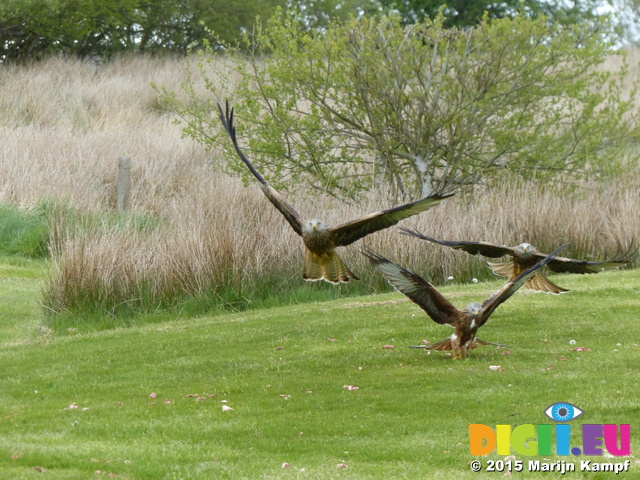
0,55,637,318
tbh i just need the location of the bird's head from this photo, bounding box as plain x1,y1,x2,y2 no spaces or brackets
515,243,535,257
303,219,328,235
464,302,483,316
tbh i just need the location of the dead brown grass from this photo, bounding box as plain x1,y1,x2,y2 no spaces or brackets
0,55,637,317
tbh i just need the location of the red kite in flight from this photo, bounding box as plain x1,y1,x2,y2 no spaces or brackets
218,101,453,283
401,229,630,294
364,244,567,359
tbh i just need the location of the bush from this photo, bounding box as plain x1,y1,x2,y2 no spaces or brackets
164,11,640,200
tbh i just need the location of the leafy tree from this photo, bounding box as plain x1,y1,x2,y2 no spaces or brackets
162,10,639,200
0,0,385,63
1,0,139,61
614,0,640,44
0,0,286,63
4,0,640,64
378,0,607,26
378,0,640,45
286,0,382,26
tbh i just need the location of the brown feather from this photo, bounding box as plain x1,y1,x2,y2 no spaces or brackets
303,249,358,284
362,249,460,325
219,101,453,284
421,338,454,351
218,101,304,236
474,339,509,348
413,338,508,353
331,193,453,247
406,229,630,290
364,245,566,359
545,255,630,274
479,243,568,323
400,229,514,258
487,259,517,278
524,272,568,294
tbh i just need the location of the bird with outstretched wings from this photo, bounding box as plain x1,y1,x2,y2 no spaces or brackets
217,100,454,283
400,229,632,294
363,244,567,359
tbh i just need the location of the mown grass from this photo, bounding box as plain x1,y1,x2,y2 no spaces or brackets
1,260,638,479
42,281,370,336
0,255,46,347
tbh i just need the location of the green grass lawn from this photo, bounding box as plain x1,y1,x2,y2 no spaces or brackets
0,255,47,347
0,260,638,479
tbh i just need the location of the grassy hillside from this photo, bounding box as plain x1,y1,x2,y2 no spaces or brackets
0,55,637,479
0,55,637,319
0,260,637,479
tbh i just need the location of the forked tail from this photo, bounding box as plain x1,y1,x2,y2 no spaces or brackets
303,249,359,284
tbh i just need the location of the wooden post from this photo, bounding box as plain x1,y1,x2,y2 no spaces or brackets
117,157,131,212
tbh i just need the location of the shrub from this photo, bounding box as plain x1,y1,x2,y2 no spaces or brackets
164,11,640,200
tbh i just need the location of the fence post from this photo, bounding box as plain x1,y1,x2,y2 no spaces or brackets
117,157,132,212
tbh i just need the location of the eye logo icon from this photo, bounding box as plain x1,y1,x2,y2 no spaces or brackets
544,402,583,422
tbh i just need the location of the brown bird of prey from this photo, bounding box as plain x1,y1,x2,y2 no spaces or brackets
400,229,631,294
217,101,453,284
364,244,567,359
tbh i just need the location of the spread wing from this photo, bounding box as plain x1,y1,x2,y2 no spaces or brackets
330,192,454,247
399,229,515,258
218,101,304,236
478,243,568,326
363,249,461,326
543,246,634,274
